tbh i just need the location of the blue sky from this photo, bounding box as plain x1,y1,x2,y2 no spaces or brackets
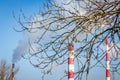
1,0,120,80
0,0,50,80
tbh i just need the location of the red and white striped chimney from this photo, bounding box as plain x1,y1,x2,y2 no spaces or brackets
68,44,74,80
106,37,110,80
12,64,15,80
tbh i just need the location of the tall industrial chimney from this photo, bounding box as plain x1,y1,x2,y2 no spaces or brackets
106,38,110,80
68,43,74,80
12,64,15,80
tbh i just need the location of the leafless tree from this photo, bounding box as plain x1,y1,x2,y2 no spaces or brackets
0,60,19,80
16,0,120,80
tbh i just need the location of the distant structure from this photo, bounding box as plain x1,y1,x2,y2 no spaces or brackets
68,44,74,80
12,64,15,80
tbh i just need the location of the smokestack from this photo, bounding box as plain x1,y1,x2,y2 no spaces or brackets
68,43,74,80
12,64,15,80
106,37,110,80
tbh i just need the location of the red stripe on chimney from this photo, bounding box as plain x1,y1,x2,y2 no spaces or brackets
106,53,110,61
68,71,74,78
106,69,110,77
68,58,74,64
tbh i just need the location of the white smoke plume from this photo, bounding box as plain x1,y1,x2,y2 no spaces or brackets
12,15,42,63
12,32,40,63
54,0,86,15
12,40,29,63
12,0,85,63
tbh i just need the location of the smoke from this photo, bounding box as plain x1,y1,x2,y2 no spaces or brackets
54,0,86,15
12,40,29,63
11,0,86,63
12,15,42,63
12,32,40,63
12,31,40,63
